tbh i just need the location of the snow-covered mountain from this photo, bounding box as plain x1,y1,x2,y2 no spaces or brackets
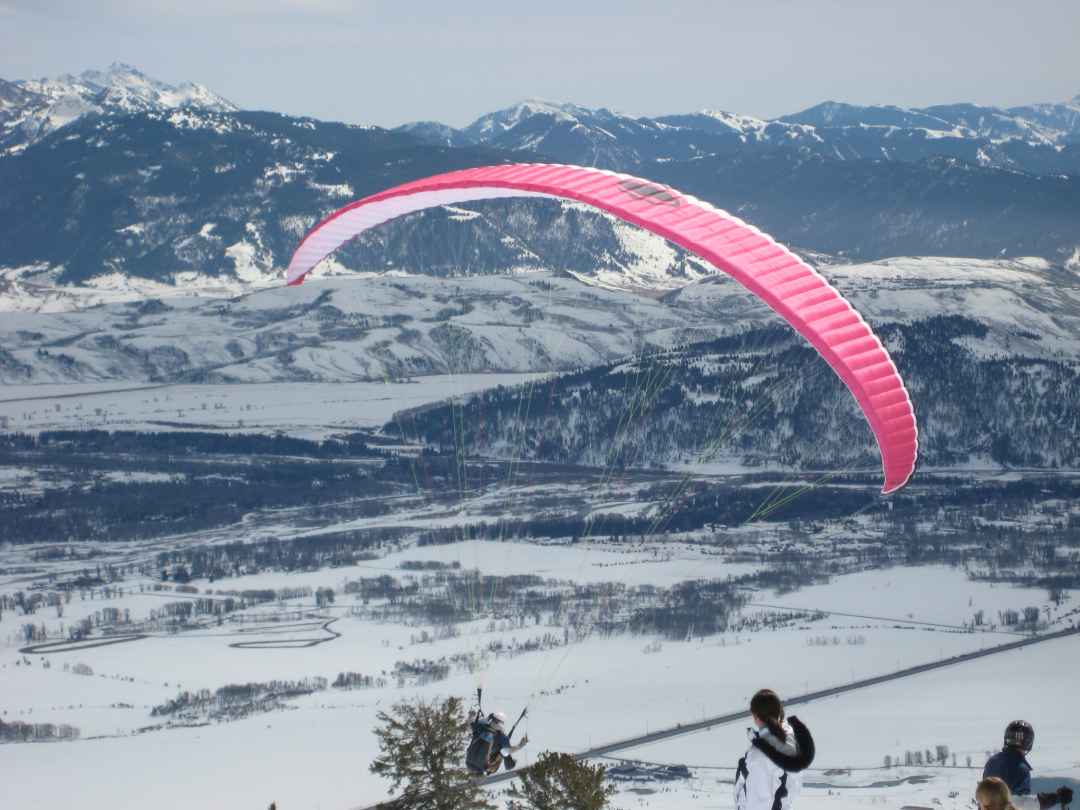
399,95,1080,175
0,62,236,155
461,99,742,167
772,99,1080,173
400,99,759,168
0,103,723,311
4,96,1080,312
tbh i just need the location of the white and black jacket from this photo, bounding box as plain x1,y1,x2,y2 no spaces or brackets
734,718,815,810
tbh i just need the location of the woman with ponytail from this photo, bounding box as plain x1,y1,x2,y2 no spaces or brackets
977,777,1020,810
734,689,816,810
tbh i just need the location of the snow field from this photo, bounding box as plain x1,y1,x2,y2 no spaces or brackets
0,374,547,436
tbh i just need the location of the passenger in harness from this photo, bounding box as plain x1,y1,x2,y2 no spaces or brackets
465,704,529,776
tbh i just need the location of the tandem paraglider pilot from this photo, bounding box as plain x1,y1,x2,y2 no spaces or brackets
466,709,529,776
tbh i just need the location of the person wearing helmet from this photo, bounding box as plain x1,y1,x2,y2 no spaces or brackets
983,721,1073,810
465,708,529,776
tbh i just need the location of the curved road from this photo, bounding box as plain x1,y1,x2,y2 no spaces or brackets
356,624,1079,809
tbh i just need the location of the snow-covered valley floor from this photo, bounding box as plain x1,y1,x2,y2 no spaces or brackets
2,544,1078,810
0,374,548,438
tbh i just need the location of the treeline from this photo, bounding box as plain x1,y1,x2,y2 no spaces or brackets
399,560,462,571
343,567,755,644
333,671,388,690
150,673,390,724
971,570,1080,594
151,677,330,723
0,429,382,459
392,658,451,686
0,427,504,545
1,455,394,544
406,474,1079,552
625,579,746,639
152,526,407,580
0,719,81,744
417,513,685,545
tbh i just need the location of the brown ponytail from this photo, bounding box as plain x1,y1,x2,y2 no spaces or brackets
750,688,787,742
976,778,1018,810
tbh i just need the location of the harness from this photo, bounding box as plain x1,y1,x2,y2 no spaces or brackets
465,689,527,776
466,721,501,775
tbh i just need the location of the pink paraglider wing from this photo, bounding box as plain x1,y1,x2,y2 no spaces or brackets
286,163,918,494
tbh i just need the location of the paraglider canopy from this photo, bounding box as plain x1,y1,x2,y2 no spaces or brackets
285,163,918,494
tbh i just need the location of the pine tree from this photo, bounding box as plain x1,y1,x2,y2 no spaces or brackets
506,752,614,810
370,696,493,810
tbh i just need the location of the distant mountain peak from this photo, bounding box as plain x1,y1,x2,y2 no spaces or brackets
79,61,148,81
514,97,621,116
466,98,597,136
1,63,236,154
394,119,473,148
696,109,768,132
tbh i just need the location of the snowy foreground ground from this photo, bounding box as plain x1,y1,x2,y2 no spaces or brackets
2,547,1079,810
615,627,1080,810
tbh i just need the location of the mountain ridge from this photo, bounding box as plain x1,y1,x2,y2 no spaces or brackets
2,64,1080,313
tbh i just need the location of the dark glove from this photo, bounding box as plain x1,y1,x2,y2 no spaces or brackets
504,755,517,770
1039,790,1074,810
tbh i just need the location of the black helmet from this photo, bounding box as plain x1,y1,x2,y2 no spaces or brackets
1004,720,1034,753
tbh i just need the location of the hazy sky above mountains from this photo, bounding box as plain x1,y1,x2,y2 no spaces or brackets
2,0,1078,127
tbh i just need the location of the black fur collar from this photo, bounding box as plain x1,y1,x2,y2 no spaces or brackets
750,716,816,773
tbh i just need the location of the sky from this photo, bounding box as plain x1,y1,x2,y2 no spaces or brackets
1,0,1078,128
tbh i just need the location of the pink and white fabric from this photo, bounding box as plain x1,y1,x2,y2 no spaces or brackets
286,163,918,493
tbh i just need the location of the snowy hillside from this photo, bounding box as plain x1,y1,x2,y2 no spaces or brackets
667,256,1080,359
399,258,1080,472
4,256,1076,388
0,272,724,385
